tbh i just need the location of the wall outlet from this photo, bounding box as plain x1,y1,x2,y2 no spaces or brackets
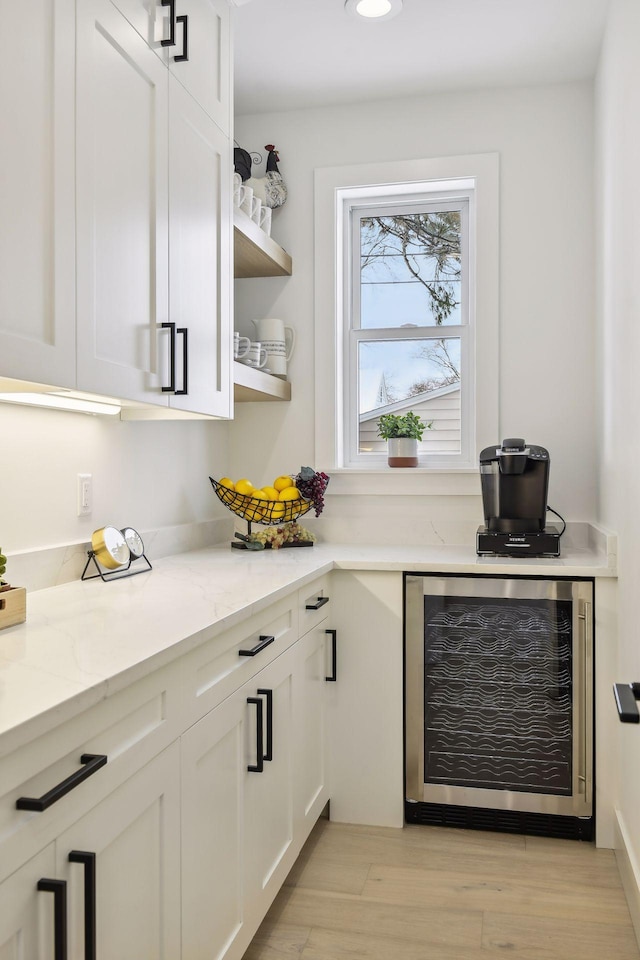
77,474,92,517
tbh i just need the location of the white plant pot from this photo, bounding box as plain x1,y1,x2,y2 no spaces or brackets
387,437,418,467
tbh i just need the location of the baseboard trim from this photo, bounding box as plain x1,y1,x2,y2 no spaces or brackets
614,809,640,951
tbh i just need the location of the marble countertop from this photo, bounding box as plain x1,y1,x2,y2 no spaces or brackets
0,537,615,754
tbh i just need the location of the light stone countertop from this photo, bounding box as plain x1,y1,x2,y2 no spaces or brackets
0,537,615,754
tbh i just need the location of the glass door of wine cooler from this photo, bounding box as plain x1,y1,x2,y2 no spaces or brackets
405,576,593,821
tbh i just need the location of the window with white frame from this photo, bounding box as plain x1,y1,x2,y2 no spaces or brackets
342,187,474,469
313,154,498,482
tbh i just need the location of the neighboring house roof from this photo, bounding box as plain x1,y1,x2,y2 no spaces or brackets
359,382,459,423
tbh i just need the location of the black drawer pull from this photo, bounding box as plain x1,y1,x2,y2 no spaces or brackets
305,595,329,611
247,697,264,772
69,851,96,960
175,326,188,395
613,683,640,723
38,878,68,960
239,634,275,657
325,628,337,682
16,754,107,812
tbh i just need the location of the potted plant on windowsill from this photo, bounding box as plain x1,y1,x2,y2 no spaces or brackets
377,412,432,467
0,546,26,630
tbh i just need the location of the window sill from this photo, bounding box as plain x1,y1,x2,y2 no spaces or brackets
325,469,481,497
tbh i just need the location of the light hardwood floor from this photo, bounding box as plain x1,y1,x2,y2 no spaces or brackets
243,818,640,960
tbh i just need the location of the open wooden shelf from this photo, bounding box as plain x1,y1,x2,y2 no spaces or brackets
233,207,292,278
233,361,291,402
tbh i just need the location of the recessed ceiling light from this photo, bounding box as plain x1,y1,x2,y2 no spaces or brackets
345,0,403,21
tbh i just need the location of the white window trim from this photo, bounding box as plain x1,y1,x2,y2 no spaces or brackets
314,153,499,496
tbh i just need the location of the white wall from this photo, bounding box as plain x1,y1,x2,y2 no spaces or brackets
0,403,230,554
595,0,640,915
233,81,596,542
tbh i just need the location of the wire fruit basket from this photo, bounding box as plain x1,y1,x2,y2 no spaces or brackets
209,477,314,527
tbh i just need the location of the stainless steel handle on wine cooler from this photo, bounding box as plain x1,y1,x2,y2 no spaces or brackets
578,600,593,803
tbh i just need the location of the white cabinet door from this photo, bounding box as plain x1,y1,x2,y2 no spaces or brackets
56,743,181,960
0,846,56,960
181,690,246,960
108,0,231,135
181,645,296,960
293,624,331,837
167,0,231,135
0,0,75,387
76,0,169,405
168,77,232,417
327,570,405,828
243,652,294,925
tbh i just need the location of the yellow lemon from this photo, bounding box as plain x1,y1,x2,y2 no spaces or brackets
279,486,300,501
219,477,235,490
235,478,254,496
261,485,280,500
273,475,294,492
269,501,286,520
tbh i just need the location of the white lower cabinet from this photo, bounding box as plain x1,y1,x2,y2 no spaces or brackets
293,623,331,839
181,612,332,960
0,580,335,960
0,743,181,960
181,690,246,960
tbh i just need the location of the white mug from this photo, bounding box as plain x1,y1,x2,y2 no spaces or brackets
240,185,255,218
259,205,272,236
251,319,295,378
232,171,242,206
233,331,251,359
251,197,262,225
241,341,268,369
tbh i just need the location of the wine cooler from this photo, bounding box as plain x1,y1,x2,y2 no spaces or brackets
404,575,594,839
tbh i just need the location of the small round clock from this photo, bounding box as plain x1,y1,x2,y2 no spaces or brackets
121,527,145,560
91,526,130,569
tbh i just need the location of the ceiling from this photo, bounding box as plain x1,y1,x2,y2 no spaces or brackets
233,0,611,116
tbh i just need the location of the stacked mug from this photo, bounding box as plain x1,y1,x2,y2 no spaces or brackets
251,319,295,379
232,171,272,237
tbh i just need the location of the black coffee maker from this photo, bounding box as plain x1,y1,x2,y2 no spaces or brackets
476,438,561,556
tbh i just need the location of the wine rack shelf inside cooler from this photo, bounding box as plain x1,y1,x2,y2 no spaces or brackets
424,596,573,796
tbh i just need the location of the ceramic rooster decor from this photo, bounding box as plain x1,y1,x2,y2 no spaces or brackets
246,144,288,208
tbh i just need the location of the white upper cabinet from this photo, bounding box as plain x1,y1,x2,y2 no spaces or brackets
168,78,232,416
75,0,231,416
111,0,232,135
75,0,169,404
167,0,231,135
0,0,76,387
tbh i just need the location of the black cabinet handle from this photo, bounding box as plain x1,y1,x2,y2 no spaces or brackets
162,321,176,393
305,596,329,611
38,878,67,960
239,634,275,657
174,13,189,61
247,697,264,772
162,323,188,394
257,688,273,761
16,754,107,812
69,852,96,960
160,0,176,46
613,683,640,723
175,326,188,395
325,629,337,682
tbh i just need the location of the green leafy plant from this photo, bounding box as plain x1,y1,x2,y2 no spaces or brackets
376,411,432,441
0,547,8,588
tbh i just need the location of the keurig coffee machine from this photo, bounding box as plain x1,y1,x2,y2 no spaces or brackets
477,438,561,557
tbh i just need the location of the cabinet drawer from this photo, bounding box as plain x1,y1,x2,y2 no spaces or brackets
183,593,299,725
0,661,181,883
299,575,332,637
